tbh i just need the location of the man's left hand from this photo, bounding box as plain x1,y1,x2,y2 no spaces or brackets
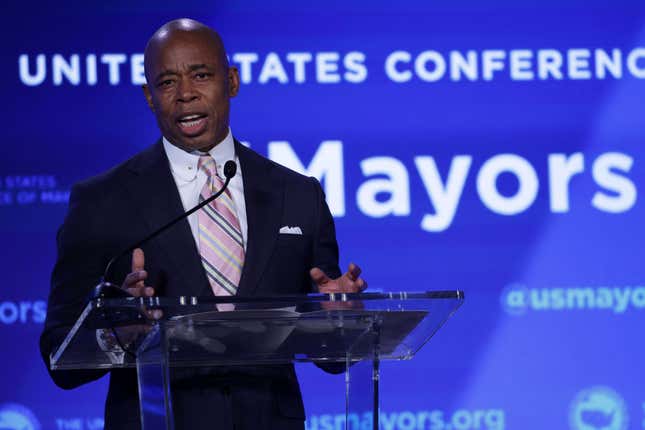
310,263,367,293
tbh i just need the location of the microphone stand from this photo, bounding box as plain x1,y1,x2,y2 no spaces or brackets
92,160,237,300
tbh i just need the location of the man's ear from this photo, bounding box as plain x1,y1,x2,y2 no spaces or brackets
142,84,155,111
228,66,240,97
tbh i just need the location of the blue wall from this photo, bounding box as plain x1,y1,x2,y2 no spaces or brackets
1,1,644,429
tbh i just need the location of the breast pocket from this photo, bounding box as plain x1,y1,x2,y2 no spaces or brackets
276,233,310,249
263,234,313,294
275,233,312,262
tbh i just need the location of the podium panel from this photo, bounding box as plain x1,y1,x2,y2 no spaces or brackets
50,291,463,429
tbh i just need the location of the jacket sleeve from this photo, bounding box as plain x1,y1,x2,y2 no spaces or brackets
40,181,110,389
307,177,349,374
309,176,342,285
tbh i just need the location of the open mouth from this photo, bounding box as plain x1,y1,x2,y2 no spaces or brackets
177,114,208,135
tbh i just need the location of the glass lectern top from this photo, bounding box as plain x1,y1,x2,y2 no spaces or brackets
50,291,463,370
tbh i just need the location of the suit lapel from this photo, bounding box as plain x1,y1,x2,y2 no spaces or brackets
122,141,209,297
235,142,284,296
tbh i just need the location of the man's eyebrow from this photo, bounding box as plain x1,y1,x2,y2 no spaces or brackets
154,69,178,82
153,65,213,82
187,64,212,71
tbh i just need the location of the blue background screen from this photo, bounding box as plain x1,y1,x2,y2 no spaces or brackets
1,1,644,429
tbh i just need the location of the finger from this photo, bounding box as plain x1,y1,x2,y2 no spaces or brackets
336,276,367,293
125,284,154,297
338,279,365,293
125,286,145,297
123,270,147,288
131,249,146,288
310,267,331,286
318,281,343,294
125,287,140,297
346,262,362,281
356,278,367,292
132,248,145,272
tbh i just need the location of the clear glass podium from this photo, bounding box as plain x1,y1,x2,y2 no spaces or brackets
50,291,463,430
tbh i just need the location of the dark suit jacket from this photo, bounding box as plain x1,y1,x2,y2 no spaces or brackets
40,140,342,429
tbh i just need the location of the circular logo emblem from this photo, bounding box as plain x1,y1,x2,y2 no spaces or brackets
569,386,628,430
0,403,41,430
501,283,529,316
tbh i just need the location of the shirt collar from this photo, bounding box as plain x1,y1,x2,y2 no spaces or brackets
162,128,235,182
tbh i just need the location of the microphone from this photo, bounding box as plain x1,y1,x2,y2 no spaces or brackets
91,160,237,300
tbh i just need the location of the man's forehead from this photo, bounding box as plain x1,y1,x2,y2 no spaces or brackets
158,46,219,63
144,25,228,81
160,34,219,54
149,34,222,63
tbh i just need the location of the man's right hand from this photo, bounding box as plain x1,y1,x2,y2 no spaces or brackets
121,248,155,297
102,248,159,355
120,247,161,324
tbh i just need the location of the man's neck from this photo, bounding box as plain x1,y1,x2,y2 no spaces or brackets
165,128,232,154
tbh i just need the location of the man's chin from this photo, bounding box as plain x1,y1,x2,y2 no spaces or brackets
169,134,216,153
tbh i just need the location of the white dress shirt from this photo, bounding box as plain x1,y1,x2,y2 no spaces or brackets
97,131,248,362
162,128,248,250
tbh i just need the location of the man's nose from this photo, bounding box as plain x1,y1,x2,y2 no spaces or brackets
176,78,198,103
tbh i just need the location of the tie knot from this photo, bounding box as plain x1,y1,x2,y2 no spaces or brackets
198,155,217,178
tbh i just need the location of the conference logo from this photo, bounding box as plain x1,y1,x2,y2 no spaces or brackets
3,143,638,233
306,408,505,430
268,141,636,233
0,403,41,430
501,283,645,315
500,283,530,315
0,300,46,325
16,47,645,86
0,175,69,208
569,387,628,430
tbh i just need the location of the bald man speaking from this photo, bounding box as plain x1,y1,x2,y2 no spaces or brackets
40,18,366,430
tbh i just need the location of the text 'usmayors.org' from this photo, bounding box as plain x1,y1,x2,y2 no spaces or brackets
502,284,645,315
306,408,504,430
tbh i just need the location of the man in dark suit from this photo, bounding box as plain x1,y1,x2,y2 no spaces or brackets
40,18,366,430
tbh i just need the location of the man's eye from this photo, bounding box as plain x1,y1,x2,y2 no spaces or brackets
195,73,210,79
158,79,173,87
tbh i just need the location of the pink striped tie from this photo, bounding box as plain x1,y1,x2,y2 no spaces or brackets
197,155,244,302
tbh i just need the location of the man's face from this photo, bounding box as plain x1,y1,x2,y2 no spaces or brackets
143,32,239,152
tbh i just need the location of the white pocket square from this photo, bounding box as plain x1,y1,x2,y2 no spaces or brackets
279,226,303,235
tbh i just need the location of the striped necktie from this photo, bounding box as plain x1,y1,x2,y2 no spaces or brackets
197,155,245,299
